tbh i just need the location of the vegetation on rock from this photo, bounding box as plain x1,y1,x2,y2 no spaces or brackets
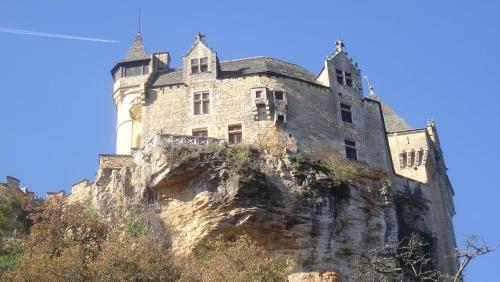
1,199,292,282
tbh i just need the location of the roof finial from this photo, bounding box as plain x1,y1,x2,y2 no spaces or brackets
335,40,345,53
364,76,376,96
195,32,205,42
138,8,141,34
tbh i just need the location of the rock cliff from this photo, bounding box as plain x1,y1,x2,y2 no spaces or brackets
69,144,415,281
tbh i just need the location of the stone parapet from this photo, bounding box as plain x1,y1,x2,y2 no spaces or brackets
141,134,226,152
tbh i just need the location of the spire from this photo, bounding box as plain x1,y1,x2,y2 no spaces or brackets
364,76,377,97
121,33,149,63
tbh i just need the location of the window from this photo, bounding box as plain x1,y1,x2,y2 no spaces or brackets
409,151,416,167
255,90,262,98
336,69,344,84
417,150,424,166
194,91,210,115
345,140,357,160
340,103,352,123
257,104,267,121
124,66,144,77
228,124,242,144
191,57,208,73
335,68,354,87
345,72,353,87
200,57,208,72
192,129,208,137
191,59,199,73
402,151,408,168
123,64,149,77
274,91,284,100
113,70,121,81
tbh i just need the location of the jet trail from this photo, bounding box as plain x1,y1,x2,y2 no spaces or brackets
0,27,117,43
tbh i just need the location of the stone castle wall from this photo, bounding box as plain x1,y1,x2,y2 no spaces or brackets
142,72,390,171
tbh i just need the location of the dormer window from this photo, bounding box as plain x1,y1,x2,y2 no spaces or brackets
336,69,343,84
191,57,209,74
345,72,353,87
335,68,354,87
200,58,208,72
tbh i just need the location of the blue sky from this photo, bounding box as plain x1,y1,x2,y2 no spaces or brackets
0,0,499,279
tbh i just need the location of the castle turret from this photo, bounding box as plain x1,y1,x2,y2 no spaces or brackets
111,33,153,154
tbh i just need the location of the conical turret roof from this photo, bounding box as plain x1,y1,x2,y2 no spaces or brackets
121,33,149,63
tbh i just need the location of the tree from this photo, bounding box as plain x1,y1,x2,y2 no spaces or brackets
358,233,440,281
359,233,498,282
450,235,498,282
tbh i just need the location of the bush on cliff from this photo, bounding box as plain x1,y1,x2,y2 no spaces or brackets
180,235,293,282
2,200,292,282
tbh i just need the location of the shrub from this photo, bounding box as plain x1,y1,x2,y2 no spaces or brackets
124,218,145,240
180,235,293,282
0,243,23,277
90,233,180,282
0,191,28,243
3,200,108,281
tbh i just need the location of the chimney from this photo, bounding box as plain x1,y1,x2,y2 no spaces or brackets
153,52,171,72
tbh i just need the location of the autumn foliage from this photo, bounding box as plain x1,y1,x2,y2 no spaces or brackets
1,200,292,282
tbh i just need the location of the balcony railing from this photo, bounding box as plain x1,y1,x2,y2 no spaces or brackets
141,133,226,152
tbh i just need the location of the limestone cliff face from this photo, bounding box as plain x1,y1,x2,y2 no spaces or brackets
70,144,402,281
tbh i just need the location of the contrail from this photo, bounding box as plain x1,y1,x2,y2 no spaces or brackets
0,27,118,43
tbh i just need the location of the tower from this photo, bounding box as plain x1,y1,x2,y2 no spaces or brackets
110,33,170,154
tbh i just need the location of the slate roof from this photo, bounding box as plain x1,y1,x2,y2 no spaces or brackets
368,92,413,133
150,57,322,87
121,33,150,63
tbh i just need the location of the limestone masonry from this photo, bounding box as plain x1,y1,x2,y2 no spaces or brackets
105,32,457,276
3,32,457,280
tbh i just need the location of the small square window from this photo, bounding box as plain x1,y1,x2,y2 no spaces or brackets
255,90,262,98
345,78,353,87
274,91,284,100
345,140,357,160
191,58,200,73
340,103,352,123
192,129,208,137
228,124,242,144
336,69,343,75
200,57,209,72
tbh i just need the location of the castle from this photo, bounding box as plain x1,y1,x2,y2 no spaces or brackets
108,32,457,274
